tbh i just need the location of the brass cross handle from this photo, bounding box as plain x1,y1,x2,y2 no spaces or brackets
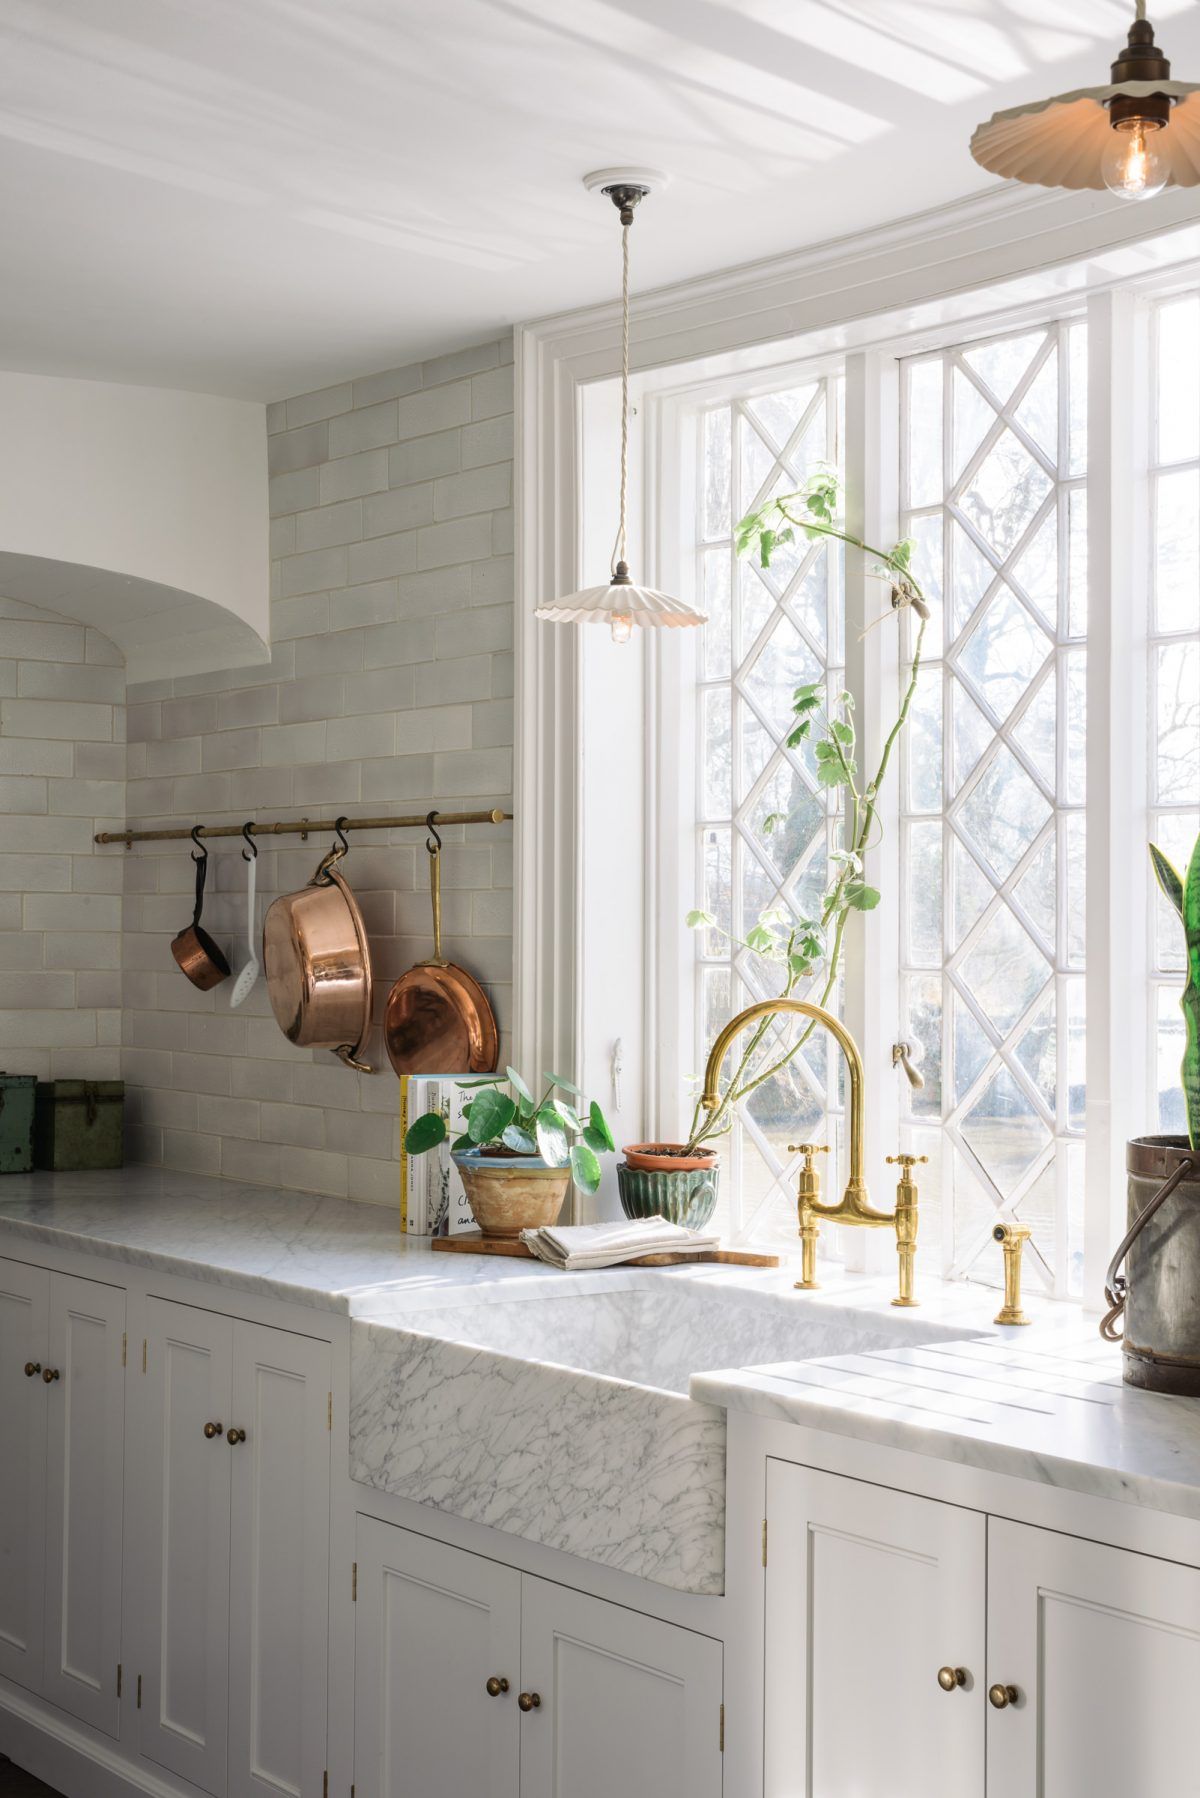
788,1142,829,1164
886,1153,929,1170
486,1676,509,1697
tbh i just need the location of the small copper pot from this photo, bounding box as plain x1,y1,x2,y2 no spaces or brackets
263,826,375,1072
384,818,498,1077
171,829,231,991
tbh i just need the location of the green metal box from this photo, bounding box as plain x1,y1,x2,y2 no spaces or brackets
34,1081,125,1171
0,1074,36,1174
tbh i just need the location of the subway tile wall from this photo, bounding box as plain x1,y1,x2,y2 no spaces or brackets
121,337,515,1203
0,601,126,1074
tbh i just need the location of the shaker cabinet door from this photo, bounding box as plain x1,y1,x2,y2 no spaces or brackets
354,1517,521,1798
138,1298,233,1798
764,1460,986,1798
0,1258,49,1695
41,1273,125,1737
518,1576,724,1798
228,1321,331,1798
986,1518,1200,1798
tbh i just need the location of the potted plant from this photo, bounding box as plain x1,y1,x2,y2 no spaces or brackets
405,1068,615,1240
618,469,930,1229
1106,836,1200,1390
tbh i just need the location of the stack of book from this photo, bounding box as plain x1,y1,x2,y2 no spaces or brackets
398,1073,476,1237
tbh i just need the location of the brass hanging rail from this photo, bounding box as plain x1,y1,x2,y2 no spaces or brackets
94,808,511,847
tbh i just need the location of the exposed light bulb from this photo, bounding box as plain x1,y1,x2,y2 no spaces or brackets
1101,118,1169,200
610,612,633,645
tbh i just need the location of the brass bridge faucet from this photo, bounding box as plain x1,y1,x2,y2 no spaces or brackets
699,999,921,1305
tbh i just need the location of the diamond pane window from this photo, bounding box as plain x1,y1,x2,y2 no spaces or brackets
899,321,1087,1298
1150,295,1200,1135
694,373,845,1245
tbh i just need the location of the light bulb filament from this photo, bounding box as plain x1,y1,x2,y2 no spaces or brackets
611,612,633,644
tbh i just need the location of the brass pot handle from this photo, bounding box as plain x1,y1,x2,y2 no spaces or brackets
517,1691,540,1712
937,1666,967,1691
334,1044,376,1075
23,1361,40,1378
203,1421,224,1440
988,1683,1019,1710
485,1676,509,1698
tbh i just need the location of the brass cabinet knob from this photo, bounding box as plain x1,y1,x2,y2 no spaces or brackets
485,1676,509,1697
517,1691,541,1712
203,1421,224,1440
23,1362,40,1378
937,1666,967,1691
988,1683,1019,1710
42,1367,60,1383
226,1427,246,1445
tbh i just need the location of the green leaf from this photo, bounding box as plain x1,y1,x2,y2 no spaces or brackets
814,739,836,760
1150,843,1185,918
816,760,848,788
831,720,855,746
535,1108,570,1168
845,881,882,911
505,1066,534,1105
543,1071,584,1097
793,694,821,715
890,537,914,571
552,1097,582,1132
759,528,777,567
762,811,785,834
788,952,814,977
686,908,715,929
570,1142,603,1195
588,1100,615,1152
501,1124,537,1155
404,1110,447,1155
785,723,811,749
467,1087,516,1145
450,1132,474,1152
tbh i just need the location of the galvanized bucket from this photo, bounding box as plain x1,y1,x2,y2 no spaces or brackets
1102,1136,1200,1394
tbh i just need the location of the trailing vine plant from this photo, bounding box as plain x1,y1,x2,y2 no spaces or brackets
682,467,931,1155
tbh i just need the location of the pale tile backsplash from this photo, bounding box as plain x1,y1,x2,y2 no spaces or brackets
118,335,515,1202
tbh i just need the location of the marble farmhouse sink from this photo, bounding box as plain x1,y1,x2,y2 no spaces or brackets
349,1276,967,1595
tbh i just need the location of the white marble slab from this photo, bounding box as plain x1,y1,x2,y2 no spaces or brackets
693,1328,1200,1524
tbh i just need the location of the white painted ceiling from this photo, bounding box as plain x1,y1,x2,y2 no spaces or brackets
1,0,1198,401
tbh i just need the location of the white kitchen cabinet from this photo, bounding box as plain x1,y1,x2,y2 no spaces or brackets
353,1519,723,1798
138,1298,331,1798
353,1516,521,1798
764,1460,986,1798
0,1259,48,1697
0,1257,124,1736
986,1518,1200,1798
519,1575,724,1798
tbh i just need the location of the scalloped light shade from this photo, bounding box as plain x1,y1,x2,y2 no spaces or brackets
535,578,706,630
972,80,1200,189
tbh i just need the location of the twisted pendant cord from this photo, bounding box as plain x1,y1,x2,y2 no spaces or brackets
1136,0,1146,18
612,219,631,578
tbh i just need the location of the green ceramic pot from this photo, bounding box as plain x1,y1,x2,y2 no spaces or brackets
616,1162,720,1230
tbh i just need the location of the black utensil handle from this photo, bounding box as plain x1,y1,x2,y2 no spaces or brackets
192,847,209,928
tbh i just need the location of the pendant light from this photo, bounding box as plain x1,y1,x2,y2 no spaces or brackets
970,4,1200,201
535,170,706,643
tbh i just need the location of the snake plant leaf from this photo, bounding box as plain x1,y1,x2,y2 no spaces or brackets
534,1108,570,1168
467,1087,516,1145
1150,843,1185,918
404,1110,447,1155
1181,835,1200,1149
570,1142,603,1195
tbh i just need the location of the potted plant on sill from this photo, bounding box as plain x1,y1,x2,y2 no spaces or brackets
619,468,931,1230
405,1068,615,1240
1103,835,1200,1390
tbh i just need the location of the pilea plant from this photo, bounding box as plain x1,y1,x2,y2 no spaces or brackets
1149,835,1200,1149
682,467,930,1156
405,1068,616,1196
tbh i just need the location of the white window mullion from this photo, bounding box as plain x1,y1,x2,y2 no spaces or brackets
1084,288,1151,1309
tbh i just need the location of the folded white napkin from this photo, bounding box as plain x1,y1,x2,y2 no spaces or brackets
520,1215,721,1270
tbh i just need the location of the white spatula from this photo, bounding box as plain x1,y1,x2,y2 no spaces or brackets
230,828,259,1008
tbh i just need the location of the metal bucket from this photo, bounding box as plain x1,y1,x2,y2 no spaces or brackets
1105,1136,1200,1395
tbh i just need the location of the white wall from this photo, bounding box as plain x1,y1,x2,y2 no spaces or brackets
120,338,515,1203
0,598,126,1076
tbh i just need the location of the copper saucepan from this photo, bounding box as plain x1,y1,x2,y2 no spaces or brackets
263,820,376,1073
384,813,498,1077
172,826,231,991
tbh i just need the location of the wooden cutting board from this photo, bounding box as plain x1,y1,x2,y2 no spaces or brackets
429,1234,779,1268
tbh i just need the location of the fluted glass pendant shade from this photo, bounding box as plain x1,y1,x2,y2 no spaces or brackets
971,6,1199,199
536,177,705,643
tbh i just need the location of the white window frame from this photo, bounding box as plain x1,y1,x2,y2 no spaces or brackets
515,184,1200,1291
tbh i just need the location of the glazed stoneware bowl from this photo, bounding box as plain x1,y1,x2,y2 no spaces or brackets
451,1148,571,1240
617,1162,720,1231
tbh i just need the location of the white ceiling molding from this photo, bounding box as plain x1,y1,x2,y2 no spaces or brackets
0,371,269,683
512,181,1200,1088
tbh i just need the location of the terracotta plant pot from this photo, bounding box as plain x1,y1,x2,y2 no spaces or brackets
622,1141,719,1174
451,1148,571,1241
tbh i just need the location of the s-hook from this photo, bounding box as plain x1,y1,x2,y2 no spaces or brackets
333,816,351,856
190,824,207,862
241,822,258,862
425,810,443,854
